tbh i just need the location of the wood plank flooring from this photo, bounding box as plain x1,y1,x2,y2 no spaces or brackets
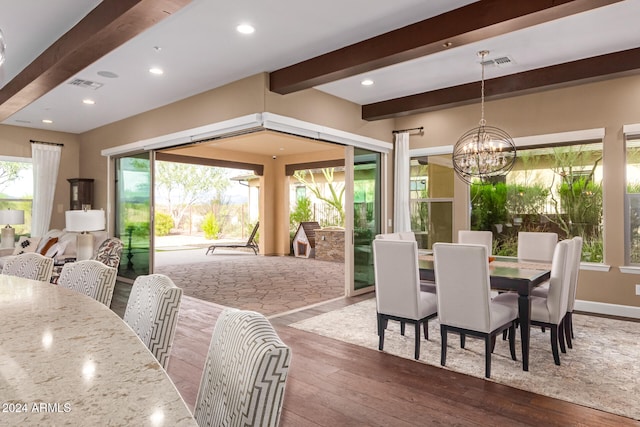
111,283,639,427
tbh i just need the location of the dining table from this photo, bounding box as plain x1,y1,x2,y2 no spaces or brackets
418,254,551,372
0,274,197,426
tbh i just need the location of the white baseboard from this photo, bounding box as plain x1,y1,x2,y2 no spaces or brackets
574,300,640,319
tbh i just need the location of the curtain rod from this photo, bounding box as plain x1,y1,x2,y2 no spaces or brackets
392,126,423,135
30,139,64,147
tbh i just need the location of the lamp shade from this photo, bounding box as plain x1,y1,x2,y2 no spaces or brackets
0,209,25,225
65,210,105,232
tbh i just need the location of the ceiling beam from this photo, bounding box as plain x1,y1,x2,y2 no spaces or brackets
269,0,621,95
0,0,191,122
362,47,640,120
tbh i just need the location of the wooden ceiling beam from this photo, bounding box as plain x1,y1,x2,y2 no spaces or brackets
362,47,640,120
269,0,621,95
0,0,191,122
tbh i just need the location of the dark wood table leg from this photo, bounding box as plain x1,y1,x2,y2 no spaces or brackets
517,292,531,371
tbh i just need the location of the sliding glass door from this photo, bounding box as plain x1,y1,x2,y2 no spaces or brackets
346,147,382,294
114,153,153,280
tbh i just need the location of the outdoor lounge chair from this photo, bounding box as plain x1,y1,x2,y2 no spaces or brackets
206,222,259,255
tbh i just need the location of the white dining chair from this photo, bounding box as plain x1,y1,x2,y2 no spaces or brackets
373,238,438,360
193,309,291,427
458,230,493,254
123,274,183,369
1,252,54,282
532,236,583,349
57,259,117,307
517,231,558,262
375,232,436,293
433,242,518,378
375,231,416,241
494,239,574,365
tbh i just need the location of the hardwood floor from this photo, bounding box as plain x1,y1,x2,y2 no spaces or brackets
111,283,639,427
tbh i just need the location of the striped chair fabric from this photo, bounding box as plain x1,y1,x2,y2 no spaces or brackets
57,260,117,307
1,253,54,282
123,274,182,369
92,237,124,268
194,309,291,427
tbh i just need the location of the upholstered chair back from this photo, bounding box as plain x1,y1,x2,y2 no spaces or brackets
58,260,117,307
375,232,415,241
194,309,291,427
567,236,583,312
123,274,182,369
517,231,558,262
92,237,124,268
373,239,423,320
434,243,493,333
545,239,573,323
1,253,54,282
458,230,493,254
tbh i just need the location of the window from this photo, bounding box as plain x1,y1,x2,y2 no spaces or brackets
470,142,603,261
0,157,33,237
626,138,640,265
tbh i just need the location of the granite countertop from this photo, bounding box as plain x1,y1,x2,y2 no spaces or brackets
0,275,197,426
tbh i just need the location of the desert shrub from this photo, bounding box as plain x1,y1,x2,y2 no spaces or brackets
201,212,220,239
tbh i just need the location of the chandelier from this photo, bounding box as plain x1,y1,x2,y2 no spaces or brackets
452,50,516,184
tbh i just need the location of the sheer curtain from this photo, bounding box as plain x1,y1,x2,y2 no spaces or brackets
393,131,411,233
31,143,62,237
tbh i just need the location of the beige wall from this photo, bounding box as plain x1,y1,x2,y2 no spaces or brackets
395,73,640,308
0,124,81,230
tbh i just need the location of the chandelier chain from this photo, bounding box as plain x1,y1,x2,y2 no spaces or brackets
479,50,486,127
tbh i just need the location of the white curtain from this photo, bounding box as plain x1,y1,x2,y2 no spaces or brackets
31,143,62,237
393,131,411,233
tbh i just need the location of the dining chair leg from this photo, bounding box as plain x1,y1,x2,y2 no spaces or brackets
550,326,561,366
570,312,575,339
400,321,406,336
490,335,497,353
558,320,567,354
508,323,517,361
484,336,492,378
440,325,448,367
422,321,429,340
564,312,573,349
377,315,385,351
460,333,465,348
414,323,421,360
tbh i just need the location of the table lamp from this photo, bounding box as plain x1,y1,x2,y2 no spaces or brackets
65,209,105,260
0,209,25,248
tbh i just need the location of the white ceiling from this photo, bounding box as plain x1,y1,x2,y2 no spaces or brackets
1,0,639,134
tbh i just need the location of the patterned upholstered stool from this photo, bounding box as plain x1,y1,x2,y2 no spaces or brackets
123,274,182,369
194,309,291,427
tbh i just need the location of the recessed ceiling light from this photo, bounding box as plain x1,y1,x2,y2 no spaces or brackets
82,99,95,105
42,119,53,124
361,79,374,86
97,70,118,78
236,24,255,34
149,67,164,75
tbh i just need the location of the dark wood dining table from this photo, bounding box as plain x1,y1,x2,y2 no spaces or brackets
418,254,551,372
